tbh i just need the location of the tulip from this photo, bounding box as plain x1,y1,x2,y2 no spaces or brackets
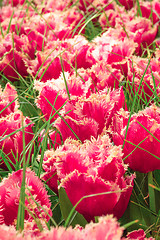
0,111,33,169
0,83,19,118
43,135,134,221
0,168,52,227
109,104,160,173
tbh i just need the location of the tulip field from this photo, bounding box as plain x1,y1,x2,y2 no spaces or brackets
1,0,160,239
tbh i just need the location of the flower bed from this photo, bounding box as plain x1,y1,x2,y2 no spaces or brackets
0,0,160,239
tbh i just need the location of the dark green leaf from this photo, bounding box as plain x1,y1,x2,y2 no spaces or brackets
58,186,88,228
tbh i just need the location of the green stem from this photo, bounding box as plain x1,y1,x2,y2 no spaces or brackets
16,118,26,231
148,172,156,213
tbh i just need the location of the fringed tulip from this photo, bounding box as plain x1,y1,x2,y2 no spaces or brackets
43,135,134,221
0,111,33,170
0,168,52,228
124,229,154,240
40,149,59,194
0,33,34,81
34,70,93,123
118,0,136,9
40,215,124,240
110,105,160,173
0,83,19,117
53,88,126,143
29,35,91,82
0,225,23,240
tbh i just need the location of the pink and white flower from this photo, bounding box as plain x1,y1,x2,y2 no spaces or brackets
0,83,19,117
52,88,126,143
0,33,35,81
0,111,33,169
109,104,160,173
42,135,134,221
0,168,52,227
124,229,154,240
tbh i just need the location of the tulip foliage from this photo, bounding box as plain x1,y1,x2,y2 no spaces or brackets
1,0,160,239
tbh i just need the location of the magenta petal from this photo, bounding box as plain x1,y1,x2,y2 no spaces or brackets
55,115,99,143
0,33,34,81
0,112,34,169
112,174,135,219
0,83,19,117
125,229,154,240
61,170,120,222
111,104,160,173
0,168,52,226
36,84,67,122
40,149,59,194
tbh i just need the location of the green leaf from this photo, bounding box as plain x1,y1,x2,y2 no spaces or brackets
136,0,142,17
122,219,139,229
0,150,13,173
19,95,38,118
148,172,156,213
58,186,88,228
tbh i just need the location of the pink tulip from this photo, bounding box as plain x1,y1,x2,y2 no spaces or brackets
118,0,136,9
124,229,154,240
41,215,123,240
0,225,23,240
54,88,126,143
0,33,34,81
43,135,134,221
110,104,160,173
29,35,91,82
0,111,33,169
40,149,59,194
0,168,52,227
140,0,160,25
0,83,19,117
